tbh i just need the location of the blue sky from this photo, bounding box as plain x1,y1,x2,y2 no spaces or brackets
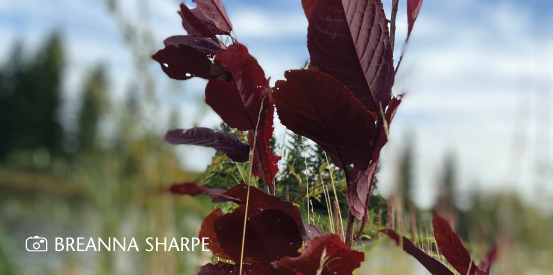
1,0,552,209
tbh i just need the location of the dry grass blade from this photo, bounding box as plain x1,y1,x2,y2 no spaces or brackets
302,136,311,224
324,152,345,240
316,248,329,275
466,258,473,275
239,94,266,275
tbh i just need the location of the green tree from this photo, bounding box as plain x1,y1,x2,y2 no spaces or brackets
435,151,458,230
78,65,108,153
0,33,65,161
0,41,25,160
398,130,415,211
278,133,311,201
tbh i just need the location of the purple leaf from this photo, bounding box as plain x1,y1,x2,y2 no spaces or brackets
211,48,280,185
380,229,455,275
407,0,423,40
433,213,478,275
178,3,217,39
223,184,303,227
395,0,424,73
169,183,303,228
301,223,325,242
347,95,402,219
199,262,239,275
193,0,233,34
301,0,318,19
274,69,377,182
214,208,302,263
476,244,498,275
347,161,378,219
276,234,364,275
307,0,395,112
205,78,251,131
168,182,207,196
199,209,232,260
168,182,241,204
163,35,221,56
152,45,212,80
165,127,250,162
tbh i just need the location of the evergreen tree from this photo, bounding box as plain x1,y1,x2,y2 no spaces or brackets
78,64,108,153
0,33,65,161
31,33,65,156
278,133,311,201
399,131,415,211
436,151,458,229
0,41,25,160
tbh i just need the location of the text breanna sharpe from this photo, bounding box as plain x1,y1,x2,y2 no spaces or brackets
54,237,209,252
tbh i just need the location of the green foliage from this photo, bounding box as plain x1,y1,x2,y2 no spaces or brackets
78,65,109,153
399,131,415,211
201,123,250,190
0,33,65,161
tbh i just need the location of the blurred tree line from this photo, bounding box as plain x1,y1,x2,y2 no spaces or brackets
0,30,204,275
0,33,109,166
0,34,65,160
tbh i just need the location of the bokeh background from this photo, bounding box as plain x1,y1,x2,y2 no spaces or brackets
1,0,552,274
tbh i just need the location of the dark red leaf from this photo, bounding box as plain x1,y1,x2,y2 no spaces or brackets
199,262,239,275
248,101,281,186
227,42,249,54
433,213,477,275
307,0,395,112
215,50,268,130
199,261,293,275
276,234,364,275
163,35,221,56
193,0,233,34
301,223,325,242
346,95,402,219
169,183,302,227
274,69,377,182
204,188,242,203
347,161,378,219
152,45,212,80
396,0,424,74
214,208,302,263
301,0,318,20
199,208,232,260
380,229,455,275
178,3,217,39
372,95,402,162
223,184,303,227
165,127,250,162
168,182,207,196
204,44,252,130
213,49,280,185
407,0,423,40
476,244,497,275
205,79,251,130
169,182,240,203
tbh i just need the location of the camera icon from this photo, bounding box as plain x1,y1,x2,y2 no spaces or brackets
26,236,47,252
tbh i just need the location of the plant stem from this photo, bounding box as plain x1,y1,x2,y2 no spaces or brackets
390,0,399,50
345,212,356,247
238,183,251,275
255,144,269,193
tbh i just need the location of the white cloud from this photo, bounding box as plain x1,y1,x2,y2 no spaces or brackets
378,0,553,207
230,8,307,40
